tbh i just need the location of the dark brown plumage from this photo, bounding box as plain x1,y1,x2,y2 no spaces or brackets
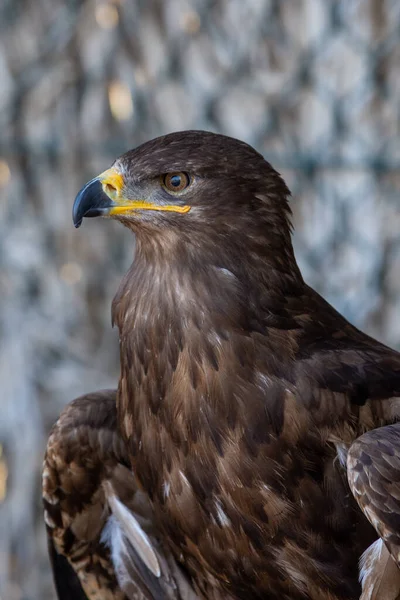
43,390,202,600
49,130,400,599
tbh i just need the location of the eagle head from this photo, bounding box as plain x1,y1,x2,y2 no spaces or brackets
73,131,292,240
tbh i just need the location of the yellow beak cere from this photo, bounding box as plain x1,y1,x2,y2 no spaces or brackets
73,167,191,228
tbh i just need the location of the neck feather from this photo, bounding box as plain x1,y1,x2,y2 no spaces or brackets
113,221,303,332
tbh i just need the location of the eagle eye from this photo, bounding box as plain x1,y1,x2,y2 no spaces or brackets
162,172,191,194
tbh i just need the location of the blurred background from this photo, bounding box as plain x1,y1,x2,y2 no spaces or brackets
0,0,399,598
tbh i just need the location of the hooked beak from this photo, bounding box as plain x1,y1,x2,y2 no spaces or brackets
72,168,124,228
73,178,112,228
73,167,191,228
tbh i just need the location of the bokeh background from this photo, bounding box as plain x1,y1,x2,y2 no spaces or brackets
0,0,400,598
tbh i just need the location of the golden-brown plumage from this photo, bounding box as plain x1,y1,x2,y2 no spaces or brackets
59,130,400,599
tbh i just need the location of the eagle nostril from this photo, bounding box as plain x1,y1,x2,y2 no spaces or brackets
104,183,118,199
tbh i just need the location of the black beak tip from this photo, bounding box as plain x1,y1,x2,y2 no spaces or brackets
72,178,113,229
72,199,83,228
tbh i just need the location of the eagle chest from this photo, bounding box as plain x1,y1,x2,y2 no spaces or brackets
121,323,304,530
118,346,364,600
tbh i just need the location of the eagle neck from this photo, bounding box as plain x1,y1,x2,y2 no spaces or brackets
113,227,304,339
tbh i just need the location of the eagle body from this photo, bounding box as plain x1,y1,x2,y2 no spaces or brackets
113,224,398,599
49,130,400,600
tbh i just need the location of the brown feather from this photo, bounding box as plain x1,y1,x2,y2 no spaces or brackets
348,423,400,567
43,390,212,600
359,539,400,600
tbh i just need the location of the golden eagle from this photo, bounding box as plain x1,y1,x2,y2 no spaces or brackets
44,131,400,600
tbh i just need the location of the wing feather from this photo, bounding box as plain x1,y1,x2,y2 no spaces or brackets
43,390,199,600
359,539,400,600
348,422,400,598
47,533,90,600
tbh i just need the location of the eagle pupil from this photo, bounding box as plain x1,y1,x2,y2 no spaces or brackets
170,175,181,187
